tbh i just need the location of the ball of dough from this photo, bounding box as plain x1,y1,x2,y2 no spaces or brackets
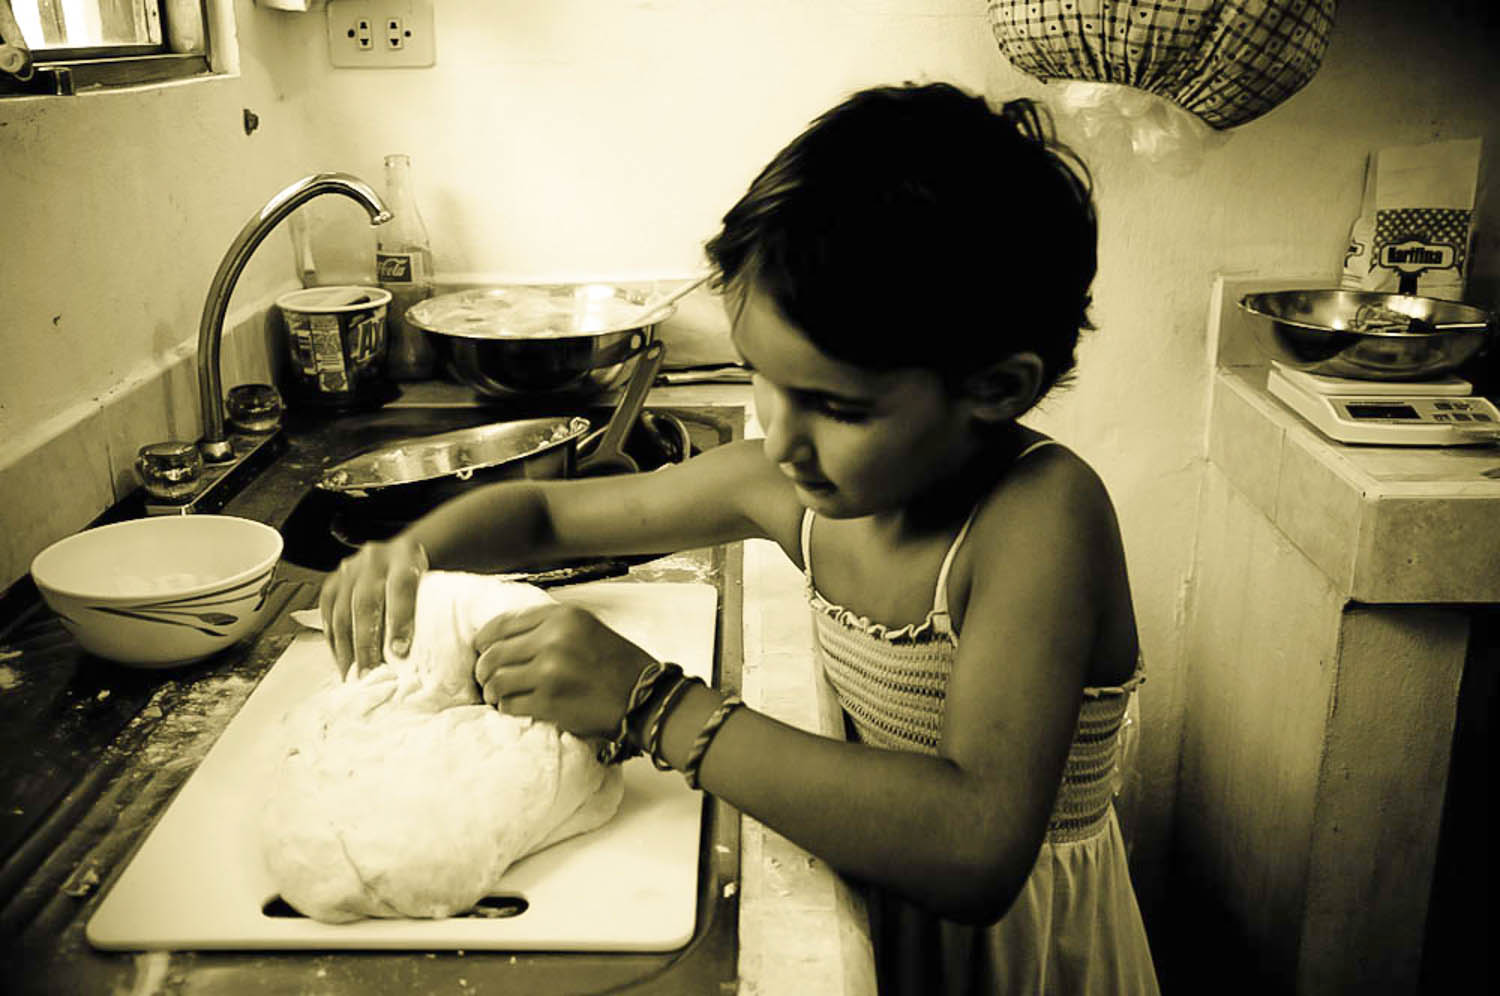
262,573,624,923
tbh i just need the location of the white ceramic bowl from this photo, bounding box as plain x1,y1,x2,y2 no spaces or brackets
30,515,284,667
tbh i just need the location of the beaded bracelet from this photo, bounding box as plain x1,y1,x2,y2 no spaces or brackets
596,660,682,765
681,693,745,790
645,674,702,771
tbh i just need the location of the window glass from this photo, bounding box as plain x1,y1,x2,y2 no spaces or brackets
12,0,164,51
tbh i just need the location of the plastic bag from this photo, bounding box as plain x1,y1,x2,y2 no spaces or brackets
1053,81,1230,176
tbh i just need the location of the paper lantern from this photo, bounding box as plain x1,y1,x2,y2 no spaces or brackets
988,0,1337,129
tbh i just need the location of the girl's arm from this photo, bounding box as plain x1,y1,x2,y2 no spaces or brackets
479,452,1119,923
408,437,799,568
322,440,802,673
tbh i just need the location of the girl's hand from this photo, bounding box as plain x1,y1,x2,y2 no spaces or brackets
317,535,428,677
472,603,656,739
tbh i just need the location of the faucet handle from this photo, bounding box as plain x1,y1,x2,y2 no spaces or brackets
136,441,204,503
226,383,284,434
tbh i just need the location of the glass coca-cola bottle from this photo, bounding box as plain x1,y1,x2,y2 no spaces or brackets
376,153,437,380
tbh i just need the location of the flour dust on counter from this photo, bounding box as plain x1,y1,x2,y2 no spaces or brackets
124,672,260,771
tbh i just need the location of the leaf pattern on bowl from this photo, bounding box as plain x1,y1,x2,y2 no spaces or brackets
85,569,278,638
87,604,232,638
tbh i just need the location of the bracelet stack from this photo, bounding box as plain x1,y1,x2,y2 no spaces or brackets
596,660,682,765
594,661,745,788
645,673,701,771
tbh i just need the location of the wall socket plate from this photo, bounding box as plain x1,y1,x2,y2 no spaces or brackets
326,0,434,69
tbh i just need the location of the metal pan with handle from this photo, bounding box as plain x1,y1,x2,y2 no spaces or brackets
311,338,680,583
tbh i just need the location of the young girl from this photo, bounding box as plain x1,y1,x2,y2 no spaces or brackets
321,81,1159,995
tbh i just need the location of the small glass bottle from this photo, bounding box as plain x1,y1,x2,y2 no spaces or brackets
376,153,438,381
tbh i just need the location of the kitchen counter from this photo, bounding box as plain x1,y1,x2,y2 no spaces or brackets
1209,368,1500,603
1168,276,1497,993
1209,274,1500,603
0,381,875,995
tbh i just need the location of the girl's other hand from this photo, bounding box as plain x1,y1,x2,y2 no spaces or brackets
317,535,428,677
472,603,655,739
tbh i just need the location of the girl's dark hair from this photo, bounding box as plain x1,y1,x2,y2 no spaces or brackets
705,82,1096,399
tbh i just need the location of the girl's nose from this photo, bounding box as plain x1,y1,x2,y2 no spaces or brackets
755,380,812,466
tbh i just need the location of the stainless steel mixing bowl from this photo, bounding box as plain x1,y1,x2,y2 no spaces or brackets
407,282,675,400
1239,290,1493,380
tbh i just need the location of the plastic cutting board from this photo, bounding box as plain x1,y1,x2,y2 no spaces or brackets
86,581,718,951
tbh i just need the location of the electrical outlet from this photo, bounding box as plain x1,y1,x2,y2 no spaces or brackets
327,0,434,69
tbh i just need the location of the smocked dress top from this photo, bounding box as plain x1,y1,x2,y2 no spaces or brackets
801,438,1161,994
801,438,1146,843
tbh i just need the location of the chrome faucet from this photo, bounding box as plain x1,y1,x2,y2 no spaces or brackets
197,172,392,461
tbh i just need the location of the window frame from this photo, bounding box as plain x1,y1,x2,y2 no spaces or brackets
1,0,212,97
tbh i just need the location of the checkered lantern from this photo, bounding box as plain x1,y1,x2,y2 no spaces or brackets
988,0,1337,129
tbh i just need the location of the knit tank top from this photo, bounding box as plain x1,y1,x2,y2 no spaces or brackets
804,439,1145,843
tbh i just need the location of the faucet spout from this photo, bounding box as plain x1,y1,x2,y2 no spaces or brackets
197,172,392,460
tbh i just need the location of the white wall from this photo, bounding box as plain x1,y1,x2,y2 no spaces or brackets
284,0,998,283
0,2,334,582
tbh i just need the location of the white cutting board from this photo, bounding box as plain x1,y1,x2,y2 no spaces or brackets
87,581,718,952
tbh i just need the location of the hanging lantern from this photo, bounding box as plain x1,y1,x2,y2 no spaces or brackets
987,0,1337,130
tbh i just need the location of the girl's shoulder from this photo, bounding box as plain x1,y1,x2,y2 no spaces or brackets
962,438,1127,596
952,437,1138,681
983,436,1115,525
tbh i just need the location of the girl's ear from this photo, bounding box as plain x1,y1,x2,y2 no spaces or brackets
962,352,1045,424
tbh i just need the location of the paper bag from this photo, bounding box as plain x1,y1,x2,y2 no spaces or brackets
1341,138,1482,301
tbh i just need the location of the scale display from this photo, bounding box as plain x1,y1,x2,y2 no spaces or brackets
1267,366,1500,446
1343,401,1422,420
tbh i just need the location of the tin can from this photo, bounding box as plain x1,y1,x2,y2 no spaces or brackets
276,285,393,408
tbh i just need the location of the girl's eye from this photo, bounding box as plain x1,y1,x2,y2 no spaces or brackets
752,374,870,424
816,400,870,424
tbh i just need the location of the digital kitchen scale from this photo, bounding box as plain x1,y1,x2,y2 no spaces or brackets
1267,363,1500,446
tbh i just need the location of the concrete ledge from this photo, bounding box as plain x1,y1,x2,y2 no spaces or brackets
1209,368,1500,603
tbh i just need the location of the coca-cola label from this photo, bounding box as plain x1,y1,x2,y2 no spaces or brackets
377,252,416,284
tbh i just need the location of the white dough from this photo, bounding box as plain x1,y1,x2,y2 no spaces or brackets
261,572,624,923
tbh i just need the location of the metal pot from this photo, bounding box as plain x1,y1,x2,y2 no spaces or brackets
442,325,652,399
313,333,675,521
1239,290,1494,380
407,281,686,400
309,413,662,585
316,415,591,520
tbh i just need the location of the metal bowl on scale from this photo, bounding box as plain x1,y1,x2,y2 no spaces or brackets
1239,289,1493,381
406,281,682,400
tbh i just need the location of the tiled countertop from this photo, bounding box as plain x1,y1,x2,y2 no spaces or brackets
1210,370,1500,603
736,538,876,996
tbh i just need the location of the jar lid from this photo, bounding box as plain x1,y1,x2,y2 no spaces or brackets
276,285,392,314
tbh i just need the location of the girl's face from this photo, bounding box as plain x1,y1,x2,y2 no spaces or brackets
730,283,985,519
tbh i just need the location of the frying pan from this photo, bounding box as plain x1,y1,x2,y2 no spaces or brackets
314,339,679,527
